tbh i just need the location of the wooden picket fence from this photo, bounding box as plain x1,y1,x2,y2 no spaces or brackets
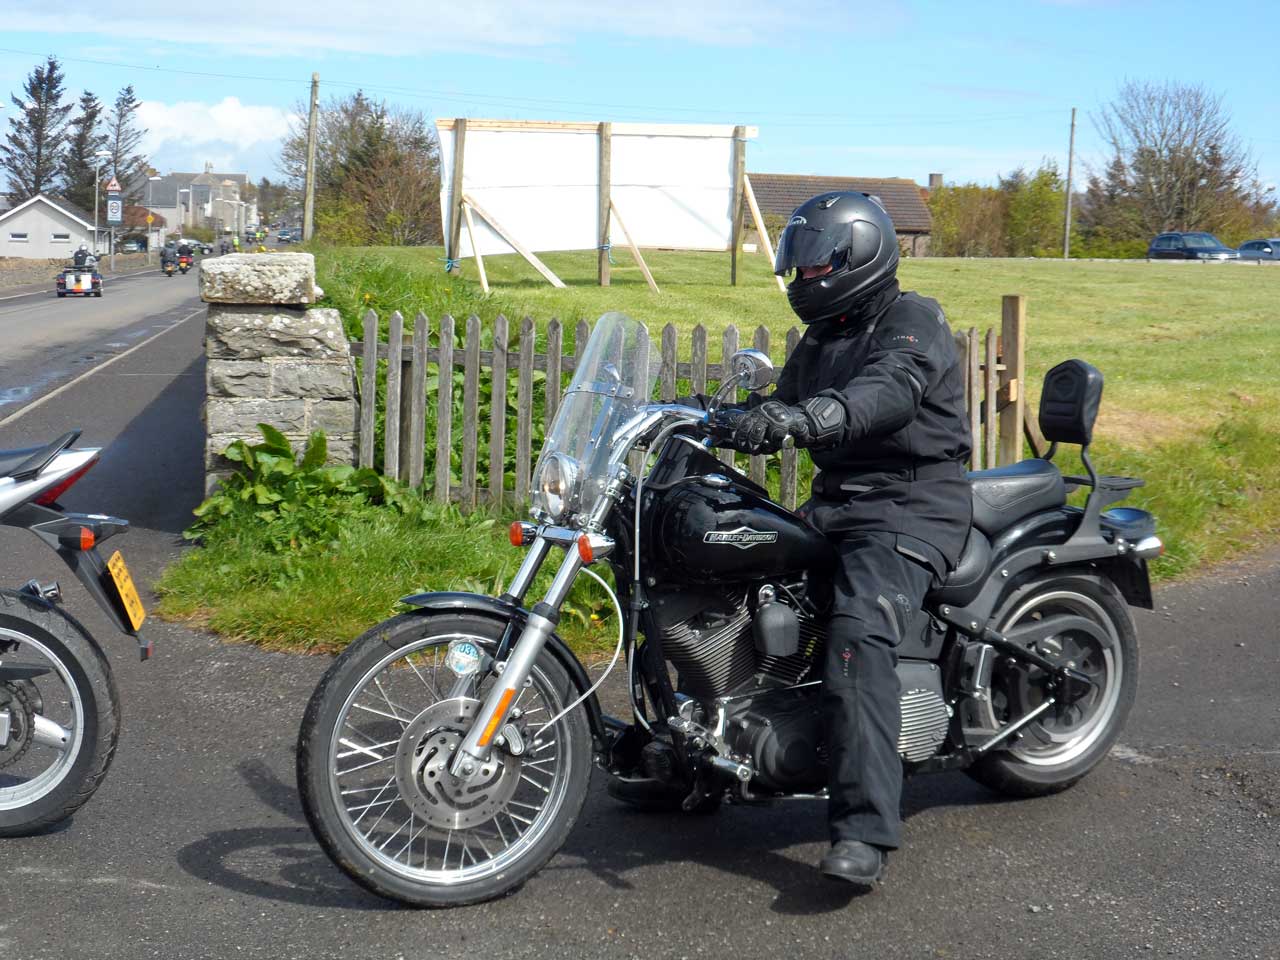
350,295,1030,511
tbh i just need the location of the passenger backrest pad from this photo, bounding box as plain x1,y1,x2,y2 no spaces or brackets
1039,359,1103,447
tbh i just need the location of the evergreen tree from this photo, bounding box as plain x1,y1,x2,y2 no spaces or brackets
60,90,107,212
105,85,149,201
1,56,73,201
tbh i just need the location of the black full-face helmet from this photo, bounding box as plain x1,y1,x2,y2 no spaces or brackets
775,191,900,324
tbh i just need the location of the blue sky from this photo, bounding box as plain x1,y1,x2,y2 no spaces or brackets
2,0,1277,192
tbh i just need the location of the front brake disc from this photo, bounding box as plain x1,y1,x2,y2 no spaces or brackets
394,698,522,830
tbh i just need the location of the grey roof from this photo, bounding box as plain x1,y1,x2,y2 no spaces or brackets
748,173,933,233
0,193,96,229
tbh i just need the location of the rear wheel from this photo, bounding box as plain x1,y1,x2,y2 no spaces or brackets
0,591,120,836
298,612,592,907
966,572,1137,798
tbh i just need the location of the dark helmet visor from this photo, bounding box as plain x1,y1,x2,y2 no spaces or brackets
774,218,851,277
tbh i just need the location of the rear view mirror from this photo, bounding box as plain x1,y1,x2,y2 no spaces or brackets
729,349,775,392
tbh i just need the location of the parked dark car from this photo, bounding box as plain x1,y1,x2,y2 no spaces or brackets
1237,238,1280,261
1147,232,1239,260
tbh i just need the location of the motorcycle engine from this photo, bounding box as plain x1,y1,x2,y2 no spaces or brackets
649,583,951,792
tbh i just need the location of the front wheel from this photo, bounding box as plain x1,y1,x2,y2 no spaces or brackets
0,591,120,836
966,572,1138,798
297,612,592,907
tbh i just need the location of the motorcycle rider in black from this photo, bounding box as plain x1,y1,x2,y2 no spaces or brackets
719,192,972,887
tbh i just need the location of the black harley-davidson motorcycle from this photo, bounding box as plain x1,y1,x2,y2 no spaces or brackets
297,312,1159,907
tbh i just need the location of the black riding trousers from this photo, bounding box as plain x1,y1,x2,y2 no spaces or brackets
822,530,936,849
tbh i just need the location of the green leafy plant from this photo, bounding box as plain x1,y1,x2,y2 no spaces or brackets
188,424,432,553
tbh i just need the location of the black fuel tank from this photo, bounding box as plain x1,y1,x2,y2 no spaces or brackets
646,436,835,584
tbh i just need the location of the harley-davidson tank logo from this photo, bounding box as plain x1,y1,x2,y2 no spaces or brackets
703,526,779,550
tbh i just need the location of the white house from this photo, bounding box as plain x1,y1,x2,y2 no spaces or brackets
0,194,103,259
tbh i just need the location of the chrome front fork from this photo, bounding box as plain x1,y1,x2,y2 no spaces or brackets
449,545,584,775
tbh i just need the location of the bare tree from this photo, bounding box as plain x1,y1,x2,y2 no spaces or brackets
1094,81,1254,235
280,91,442,245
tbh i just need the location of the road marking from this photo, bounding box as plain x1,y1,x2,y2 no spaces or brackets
0,306,205,428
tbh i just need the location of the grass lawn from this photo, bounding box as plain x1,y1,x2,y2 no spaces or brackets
317,245,1280,449
155,246,1280,653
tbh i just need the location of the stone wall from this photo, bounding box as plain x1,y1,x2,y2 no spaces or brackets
0,252,152,291
201,253,357,492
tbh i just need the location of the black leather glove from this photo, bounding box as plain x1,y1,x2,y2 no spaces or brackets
718,397,846,454
727,400,799,454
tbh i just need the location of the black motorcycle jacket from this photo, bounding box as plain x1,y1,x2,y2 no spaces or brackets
767,280,973,573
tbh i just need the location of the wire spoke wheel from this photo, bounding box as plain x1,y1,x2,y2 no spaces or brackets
299,612,591,906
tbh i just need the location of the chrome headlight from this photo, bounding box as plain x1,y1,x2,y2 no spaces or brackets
535,453,581,523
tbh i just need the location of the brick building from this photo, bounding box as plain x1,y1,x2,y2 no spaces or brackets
748,173,935,256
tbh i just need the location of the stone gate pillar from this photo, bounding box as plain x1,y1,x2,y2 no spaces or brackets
200,253,357,493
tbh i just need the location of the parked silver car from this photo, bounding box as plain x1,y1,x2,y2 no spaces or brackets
1238,238,1280,260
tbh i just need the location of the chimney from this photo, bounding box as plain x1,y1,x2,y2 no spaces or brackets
928,173,943,191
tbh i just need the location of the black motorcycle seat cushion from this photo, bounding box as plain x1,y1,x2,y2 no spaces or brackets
927,526,991,607
967,459,1066,536
0,445,44,479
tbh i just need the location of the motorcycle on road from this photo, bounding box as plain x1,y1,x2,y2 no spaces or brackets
0,431,150,835
297,312,1159,907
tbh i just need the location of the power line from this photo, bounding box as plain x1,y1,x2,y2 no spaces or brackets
0,44,1065,129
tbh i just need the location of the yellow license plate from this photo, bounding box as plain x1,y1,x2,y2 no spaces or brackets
106,550,147,631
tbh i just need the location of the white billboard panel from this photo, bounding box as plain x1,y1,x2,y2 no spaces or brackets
438,120,755,259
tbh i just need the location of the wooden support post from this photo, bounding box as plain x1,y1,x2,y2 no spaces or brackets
730,124,746,286
609,200,659,293
463,193,566,289
998,294,1027,465
744,174,787,293
446,118,467,273
598,121,612,287
461,202,489,294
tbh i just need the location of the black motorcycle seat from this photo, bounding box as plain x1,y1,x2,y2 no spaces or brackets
927,526,991,607
968,459,1066,536
0,445,45,479
0,431,81,481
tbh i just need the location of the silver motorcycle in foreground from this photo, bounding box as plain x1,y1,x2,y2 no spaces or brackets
297,313,1159,906
0,430,149,835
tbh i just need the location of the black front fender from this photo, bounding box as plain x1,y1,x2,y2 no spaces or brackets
398,591,612,754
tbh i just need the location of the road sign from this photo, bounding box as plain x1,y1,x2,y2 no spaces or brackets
104,176,121,193
145,214,154,225
106,199,124,225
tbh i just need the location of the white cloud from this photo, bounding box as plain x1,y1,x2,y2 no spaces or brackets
137,97,296,178
10,1,905,56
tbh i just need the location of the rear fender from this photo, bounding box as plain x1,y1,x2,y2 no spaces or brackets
398,591,611,754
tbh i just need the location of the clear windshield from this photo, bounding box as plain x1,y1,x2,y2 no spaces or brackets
530,312,660,523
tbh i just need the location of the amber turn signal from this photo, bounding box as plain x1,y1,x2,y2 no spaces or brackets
576,534,594,564
79,527,95,551
509,522,537,547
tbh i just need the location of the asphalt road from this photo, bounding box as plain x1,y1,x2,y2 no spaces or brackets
0,299,1277,960
0,264,204,420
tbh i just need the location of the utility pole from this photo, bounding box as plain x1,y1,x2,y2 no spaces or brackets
302,72,320,243
1063,106,1077,259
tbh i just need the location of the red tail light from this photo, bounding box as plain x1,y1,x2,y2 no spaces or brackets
34,457,99,506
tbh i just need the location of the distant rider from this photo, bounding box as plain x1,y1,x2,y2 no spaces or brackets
72,243,92,268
